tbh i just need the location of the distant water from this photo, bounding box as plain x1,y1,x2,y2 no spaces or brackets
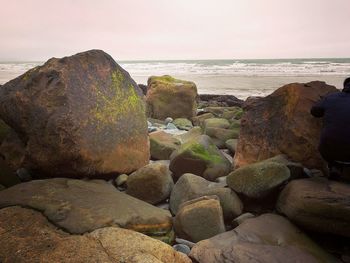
1,58,349,99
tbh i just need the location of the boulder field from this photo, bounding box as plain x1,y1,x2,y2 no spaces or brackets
0,53,349,262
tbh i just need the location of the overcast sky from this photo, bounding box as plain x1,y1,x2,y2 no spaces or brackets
0,0,349,61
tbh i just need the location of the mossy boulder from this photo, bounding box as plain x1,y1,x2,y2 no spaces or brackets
0,50,149,177
227,161,290,199
175,126,203,144
277,178,350,237
150,131,181,160
205,127,239,148
146,75,198,120
126,162,174,205
222,107,244,120
169,135,232,181
190,213,337,263
202,118,230,129
172,118,193,131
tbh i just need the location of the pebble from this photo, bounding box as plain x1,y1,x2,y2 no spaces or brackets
173,244,191,255
175,237,195,248
115,174,128,187
165,117,173,124
16,168,32,182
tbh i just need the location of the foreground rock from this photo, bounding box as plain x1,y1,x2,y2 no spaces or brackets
227,160,290,199
190,213,338,263
146,75,198,119
150,130,181,160
277,178,350,237
126,162,174,205
234,81,338,172
170,173,242,220
170,135,231,181
0,179,172,239
0,206,190,263
174,196,225,242
0,50,149,177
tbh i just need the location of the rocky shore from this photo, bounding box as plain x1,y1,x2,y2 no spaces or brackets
0,50,349,263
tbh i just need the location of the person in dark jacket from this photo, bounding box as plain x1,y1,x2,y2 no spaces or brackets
311,77,350,177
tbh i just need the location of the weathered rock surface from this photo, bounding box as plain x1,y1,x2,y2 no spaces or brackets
126,162,174,205
172,118,193,131
0,206,190,263
150,131,181,160
170,135,232,181
234,81,338,172
0,119,11,144
174,196,225,242
0,50,149,177
146,75,198,119
190,213,338,263
192,112,214,126
277,178,350,237
169,173,242,220
198,94,244,108
0,178,172,237
225,139,238,154
227,160,290,199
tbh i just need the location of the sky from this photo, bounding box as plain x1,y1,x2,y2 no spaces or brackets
0,0,349,61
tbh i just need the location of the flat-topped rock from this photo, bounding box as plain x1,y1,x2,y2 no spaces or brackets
0,206,190,263
146,75,198,120
190,213,338,263
0,178,172,238
277,178,350,237
0,50,149,177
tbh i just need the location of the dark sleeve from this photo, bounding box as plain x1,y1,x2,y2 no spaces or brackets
310,97,326,118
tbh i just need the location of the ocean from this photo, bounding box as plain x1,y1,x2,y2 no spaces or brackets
1,58,349,99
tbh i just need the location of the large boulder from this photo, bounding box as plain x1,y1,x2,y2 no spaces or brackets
146,75,198,120
169,173,242,220
190,213,338,263
174,196,225,242
0,50,149,177
277,178,350,237
126,162,174,205
0,178,172,239
227,160,290,199
0,206,190,263
234,81,338,172
169,135,231,181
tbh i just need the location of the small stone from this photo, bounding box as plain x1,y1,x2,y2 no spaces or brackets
173,118,193,131
16,168,32,182
166,123,178,130
173,244,191,255
115,174,128,187
165,117,174,124
175,238,195,248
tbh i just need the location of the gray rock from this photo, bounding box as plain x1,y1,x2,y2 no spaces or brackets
170,173,242,220
166,123,178,130
173,118,193,131
277,178,350,238
126,162,174,205
0,178,173,238
16,168,32,182
190,213,338,263
174,196,226,242
175,238,195,248
165,117,174,124
173,244,191,255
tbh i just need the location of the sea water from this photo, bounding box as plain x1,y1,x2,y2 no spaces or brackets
1,58,349,99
